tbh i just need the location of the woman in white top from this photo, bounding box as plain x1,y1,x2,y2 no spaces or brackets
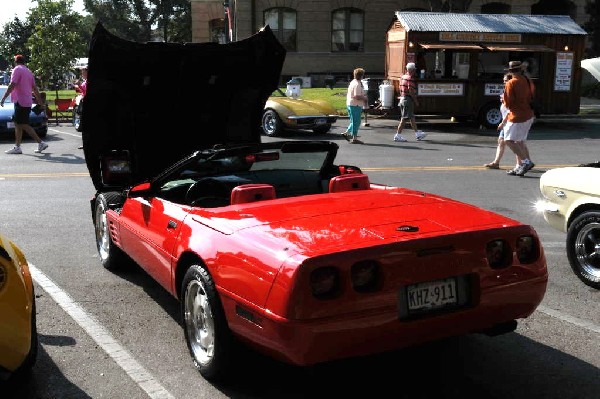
344,68,367,144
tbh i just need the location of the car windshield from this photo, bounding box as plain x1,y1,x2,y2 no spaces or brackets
154,141,338,204
178,142,334,179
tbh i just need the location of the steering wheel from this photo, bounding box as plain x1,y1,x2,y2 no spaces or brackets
185,178,231,208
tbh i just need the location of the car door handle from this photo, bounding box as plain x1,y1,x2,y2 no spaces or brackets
167,220,177,229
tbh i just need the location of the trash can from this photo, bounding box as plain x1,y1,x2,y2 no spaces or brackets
362,78,383,107
286,78,302,98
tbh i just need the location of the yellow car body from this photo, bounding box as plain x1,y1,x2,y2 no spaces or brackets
262,89,338,136
0,233,37,381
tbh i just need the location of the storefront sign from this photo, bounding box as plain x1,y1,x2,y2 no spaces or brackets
485,83,504,96
418,83,464,96
439,32,521,43
554,52,573,91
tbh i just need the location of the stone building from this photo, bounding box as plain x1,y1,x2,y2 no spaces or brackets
190,0,589,86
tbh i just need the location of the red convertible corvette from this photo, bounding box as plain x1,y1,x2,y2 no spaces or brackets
82,24,548,381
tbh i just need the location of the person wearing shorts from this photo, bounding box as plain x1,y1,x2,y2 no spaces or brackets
394,62,427,142
502,61,535,177
0,54,48,155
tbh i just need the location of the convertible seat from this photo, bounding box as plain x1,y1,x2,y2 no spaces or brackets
230,184,276,205
329,173,370,193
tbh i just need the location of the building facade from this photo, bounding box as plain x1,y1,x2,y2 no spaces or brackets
190,0,589,86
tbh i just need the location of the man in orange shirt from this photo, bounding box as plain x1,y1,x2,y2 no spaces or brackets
502,61,535,177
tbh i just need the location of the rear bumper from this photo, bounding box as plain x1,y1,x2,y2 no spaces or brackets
223,276,547,366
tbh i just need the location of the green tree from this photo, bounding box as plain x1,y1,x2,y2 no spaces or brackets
83,0,191,42
584,0,600,57
27,0,86,90
0,18,34,69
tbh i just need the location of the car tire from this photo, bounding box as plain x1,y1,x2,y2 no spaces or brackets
94,192,128,270
478,102,502,129
566,211,600,289
261,109,283,137
313,124,331,134
182,264,235,381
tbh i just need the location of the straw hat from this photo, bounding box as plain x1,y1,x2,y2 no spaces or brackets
505,60,524,72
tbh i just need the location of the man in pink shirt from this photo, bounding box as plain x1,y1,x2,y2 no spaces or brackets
0,55,49,154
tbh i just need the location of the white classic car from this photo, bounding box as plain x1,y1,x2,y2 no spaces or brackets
538,162,600,289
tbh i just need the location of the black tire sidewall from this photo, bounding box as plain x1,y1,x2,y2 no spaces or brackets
566,211,600,288
181,264,233,381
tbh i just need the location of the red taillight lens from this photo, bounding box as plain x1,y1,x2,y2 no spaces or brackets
310,267,339,299
516,235,538,263
351,260,380,292
486,239,512,269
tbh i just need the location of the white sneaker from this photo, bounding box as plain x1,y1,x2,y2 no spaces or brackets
415,131,428,141
5,146,22,154
34,142,49,153
394,133,408,142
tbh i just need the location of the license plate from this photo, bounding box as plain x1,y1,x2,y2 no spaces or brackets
406,278,457,311
315,118,326,125
7,122,14,128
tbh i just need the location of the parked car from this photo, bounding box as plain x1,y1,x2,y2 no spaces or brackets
83,22,548,381
0,86,48,138
0,232,38,382
262,88,338,136
537,162,600,289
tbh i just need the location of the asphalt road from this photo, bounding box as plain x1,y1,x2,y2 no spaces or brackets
0,117,599,399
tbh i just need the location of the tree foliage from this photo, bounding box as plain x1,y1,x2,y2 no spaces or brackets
27,0,86,89
0,18,34,70
83,0,191,42
584,0,600,57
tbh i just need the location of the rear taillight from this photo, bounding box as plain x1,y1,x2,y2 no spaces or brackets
310,267,340,299
486,239,512,269
351,260,381,292
516,235,538,264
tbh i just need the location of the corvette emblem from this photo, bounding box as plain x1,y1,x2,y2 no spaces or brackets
397,225,419,232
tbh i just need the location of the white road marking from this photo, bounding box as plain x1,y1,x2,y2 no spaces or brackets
537,305,600,334
30,264,175,399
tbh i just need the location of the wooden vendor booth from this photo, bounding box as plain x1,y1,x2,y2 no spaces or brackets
384,12,588,128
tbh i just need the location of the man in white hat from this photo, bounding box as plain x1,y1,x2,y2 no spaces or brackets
394,62,427,142
502,60,536,177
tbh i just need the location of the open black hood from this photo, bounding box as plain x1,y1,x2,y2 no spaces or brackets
82,23,286,192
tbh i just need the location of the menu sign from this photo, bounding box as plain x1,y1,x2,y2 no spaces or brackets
439,32,521,42
554,52,573,91
418,83,464,96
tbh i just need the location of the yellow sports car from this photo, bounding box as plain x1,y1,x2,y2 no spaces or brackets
262,88,338,136
0,233,38,382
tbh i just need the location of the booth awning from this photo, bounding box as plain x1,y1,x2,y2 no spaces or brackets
419,43,484,50
484,44,555,52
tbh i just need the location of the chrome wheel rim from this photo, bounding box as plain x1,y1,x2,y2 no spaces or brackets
262,113,276,135
184,279,215,366
574,221,600,282
94,201,110,261
486,108,502,125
